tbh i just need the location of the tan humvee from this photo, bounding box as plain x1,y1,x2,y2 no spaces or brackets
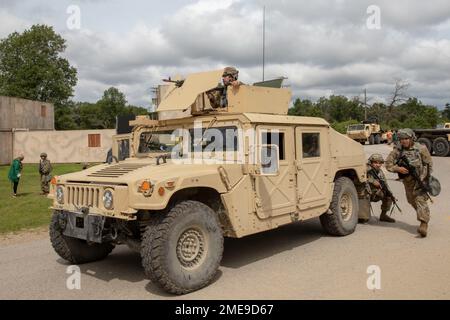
49,69,368,295
346,122,384,145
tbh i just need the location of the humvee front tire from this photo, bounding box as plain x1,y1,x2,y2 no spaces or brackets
141,200,223,295
49,212,115,264
320,177,358,236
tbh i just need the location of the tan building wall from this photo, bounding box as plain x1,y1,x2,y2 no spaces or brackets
13,129,115,164
0,131,13,165
0,96,54,130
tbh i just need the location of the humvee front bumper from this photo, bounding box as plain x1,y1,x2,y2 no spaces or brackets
55,210,107,244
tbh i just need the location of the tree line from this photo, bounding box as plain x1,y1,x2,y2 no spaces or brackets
288,86,450,134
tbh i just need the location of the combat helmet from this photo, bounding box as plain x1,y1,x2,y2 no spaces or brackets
397,128,416,140
428,176,441,196
222,66,239,79
368,153,384,163
40,152,47,158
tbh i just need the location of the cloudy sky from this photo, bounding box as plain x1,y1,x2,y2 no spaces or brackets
1,0,450,109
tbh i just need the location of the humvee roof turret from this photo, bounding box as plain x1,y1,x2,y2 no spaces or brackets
48,68,368,295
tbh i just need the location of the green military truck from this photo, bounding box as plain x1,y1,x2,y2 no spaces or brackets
414,123,450,157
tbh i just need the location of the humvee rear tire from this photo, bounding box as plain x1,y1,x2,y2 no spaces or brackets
141,200,223,295
417,137,432,153
320,177,358,236
49,212,114,264
369,135,375,145
432,137,449,157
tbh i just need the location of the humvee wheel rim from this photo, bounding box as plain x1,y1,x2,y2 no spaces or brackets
176,228,205,268
340,192,353,221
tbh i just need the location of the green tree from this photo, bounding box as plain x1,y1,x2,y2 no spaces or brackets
97,87,128,128
442,103,450,121
289,98,323,117
0,24,77,105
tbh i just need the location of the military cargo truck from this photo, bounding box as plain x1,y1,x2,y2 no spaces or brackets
414,123,450,157
346,121,385,145
48,69,368,294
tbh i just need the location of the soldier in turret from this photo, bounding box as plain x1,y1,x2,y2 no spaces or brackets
207,67,243,109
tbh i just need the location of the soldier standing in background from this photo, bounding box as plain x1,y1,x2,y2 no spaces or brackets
207,67,243,109
39,152,52,195
366,153,396,223
385,128,433,237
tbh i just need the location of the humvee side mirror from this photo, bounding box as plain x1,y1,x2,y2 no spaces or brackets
258,144,280,175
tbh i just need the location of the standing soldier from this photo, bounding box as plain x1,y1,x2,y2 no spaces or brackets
385,128,433,237
39,152,52,195
366,154,396,223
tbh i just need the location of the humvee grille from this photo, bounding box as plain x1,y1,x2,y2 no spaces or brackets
67,185,101,208
88,164,148,178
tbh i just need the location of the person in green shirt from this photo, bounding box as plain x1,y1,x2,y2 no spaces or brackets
8,154,24,197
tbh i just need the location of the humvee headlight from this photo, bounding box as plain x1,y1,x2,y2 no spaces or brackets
56,186,64,204
103,190,114,210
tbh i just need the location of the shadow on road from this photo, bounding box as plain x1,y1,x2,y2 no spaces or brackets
55,218,325,296
221,219,323,269
364,218,418,235
57,248,145,283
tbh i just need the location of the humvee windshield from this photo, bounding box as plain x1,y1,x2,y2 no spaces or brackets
138,126,240,155
347,124,365,131
139,130,175,153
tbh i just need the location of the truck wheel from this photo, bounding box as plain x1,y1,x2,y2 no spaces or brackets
417,137,432,153
141,201,224,295
369,135,374,145
49,212,114,264
320,177,358,236
360,141,365,145
432,137,450,157
374,134,380,144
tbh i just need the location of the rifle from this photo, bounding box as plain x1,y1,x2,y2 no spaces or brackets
368,168,402,215
162,78,185,87
396,155,433,203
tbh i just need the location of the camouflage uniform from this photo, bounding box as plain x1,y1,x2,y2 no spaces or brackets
385,131,433,225
367,164,393,212
366,153,395,223
39,153,52,194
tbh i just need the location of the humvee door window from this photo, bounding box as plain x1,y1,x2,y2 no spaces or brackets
139,131,175,153
118,139,130,160
302,133,320,158
190,126,239,152
261,132,285,160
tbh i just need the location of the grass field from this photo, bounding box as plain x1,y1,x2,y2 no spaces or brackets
0,163,86,234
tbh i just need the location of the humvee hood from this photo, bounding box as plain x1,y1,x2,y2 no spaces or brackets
58,159,226,185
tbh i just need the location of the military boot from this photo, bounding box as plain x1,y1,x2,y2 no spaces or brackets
379,211,396,223
418,222,428,237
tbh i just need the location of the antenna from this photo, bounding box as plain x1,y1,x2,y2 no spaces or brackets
262,6,265,81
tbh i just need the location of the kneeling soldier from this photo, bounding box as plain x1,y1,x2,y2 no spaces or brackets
367,153,396,223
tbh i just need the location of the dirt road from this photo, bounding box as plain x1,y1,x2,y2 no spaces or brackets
1,144,449,299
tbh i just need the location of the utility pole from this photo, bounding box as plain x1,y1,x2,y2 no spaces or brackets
364,88,367,121
262,6,265,81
